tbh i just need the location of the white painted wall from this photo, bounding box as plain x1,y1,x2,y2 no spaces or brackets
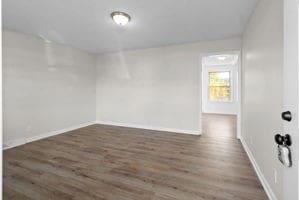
3,30,96,147
241,0,283,199
202,62,239,115
96,38,241,133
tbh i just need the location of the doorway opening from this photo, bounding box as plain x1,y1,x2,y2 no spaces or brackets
201,52,241,139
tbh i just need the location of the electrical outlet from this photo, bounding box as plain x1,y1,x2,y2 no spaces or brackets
26,125,32,132
273,168,278,184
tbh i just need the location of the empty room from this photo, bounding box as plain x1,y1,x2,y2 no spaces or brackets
2,0,299,200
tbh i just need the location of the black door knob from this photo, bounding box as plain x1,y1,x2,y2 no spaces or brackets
275,134,292,146
275,134,284,145
282,111,292,122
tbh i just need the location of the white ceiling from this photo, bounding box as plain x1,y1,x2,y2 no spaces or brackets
3,0,258,53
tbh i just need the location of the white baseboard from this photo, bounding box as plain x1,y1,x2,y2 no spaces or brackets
3,121,200,150
3,138,27,150
240,136,277,200
96,121,201,135
202,110,238,115
3,121,96,150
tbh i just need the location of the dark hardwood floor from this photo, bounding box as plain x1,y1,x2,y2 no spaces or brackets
4,114,268,200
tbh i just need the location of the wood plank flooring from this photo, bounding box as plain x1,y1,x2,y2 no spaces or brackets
4,114,268,200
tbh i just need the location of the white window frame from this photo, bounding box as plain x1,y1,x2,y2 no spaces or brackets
208,70,233,102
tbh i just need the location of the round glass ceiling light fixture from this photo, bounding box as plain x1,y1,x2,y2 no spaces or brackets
217,56,228,60
111,11,131,26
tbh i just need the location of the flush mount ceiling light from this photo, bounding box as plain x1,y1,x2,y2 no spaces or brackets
111,11,131,26
217,56,228,60
209,55,228,60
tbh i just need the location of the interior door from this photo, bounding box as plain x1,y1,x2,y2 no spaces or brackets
283,0,299,199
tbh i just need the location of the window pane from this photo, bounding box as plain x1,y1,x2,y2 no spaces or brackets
209,71,231,101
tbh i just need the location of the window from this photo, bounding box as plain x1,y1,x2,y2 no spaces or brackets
209,71,231,101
